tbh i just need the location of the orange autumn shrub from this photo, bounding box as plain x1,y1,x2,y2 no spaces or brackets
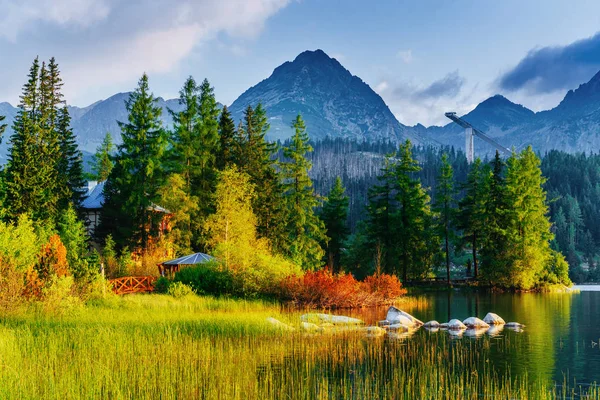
363,273,407,299
280,269,406,309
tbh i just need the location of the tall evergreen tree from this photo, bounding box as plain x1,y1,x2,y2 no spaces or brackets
0,114,6,140
456,158,488,278
99,74,168,250
216,105,237,170
90,132,114,182
433,153,455,283
236,104,287,251
56,105,85,210
321,177,349,271
365,158,397,274
281,114,326,270
480,151,511,284
4,57,72,221
393,140,439,281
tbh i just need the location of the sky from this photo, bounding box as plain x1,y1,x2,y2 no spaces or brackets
1,0,600,126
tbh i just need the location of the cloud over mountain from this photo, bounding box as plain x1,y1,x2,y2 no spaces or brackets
498,31,600,94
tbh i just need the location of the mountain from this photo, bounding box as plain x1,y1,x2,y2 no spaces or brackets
0,94,185,160
229,49,417,142
2,50,600,160
427,70,600,154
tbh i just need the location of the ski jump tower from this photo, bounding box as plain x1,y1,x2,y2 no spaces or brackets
445,112,511,163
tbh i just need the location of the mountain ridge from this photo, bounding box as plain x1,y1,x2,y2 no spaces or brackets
2,49,600,158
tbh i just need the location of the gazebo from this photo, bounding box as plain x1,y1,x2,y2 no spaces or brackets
158,252,214,277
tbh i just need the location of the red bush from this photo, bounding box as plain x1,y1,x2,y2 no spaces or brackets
280,269,406,309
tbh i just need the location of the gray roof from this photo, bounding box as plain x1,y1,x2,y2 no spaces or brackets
82,181,106,209
162,252,214,266
81,180,171,213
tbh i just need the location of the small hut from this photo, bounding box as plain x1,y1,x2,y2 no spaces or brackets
158,252,214,277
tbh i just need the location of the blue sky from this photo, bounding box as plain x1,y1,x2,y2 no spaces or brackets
1,0,600,126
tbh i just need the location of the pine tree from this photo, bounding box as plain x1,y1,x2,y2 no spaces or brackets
196,78,220,220
236,104,287,251
5,58,62,221
216,105,236,170
0,114,6,141
91,132,114,182
480,151,511,284
433,153,455,283
99,74,168,250
321,177,349,272
456,158,488,278
57,105,85,210
393,140,439,281
365,158,397,274
168,76,201,191
281,114,326,270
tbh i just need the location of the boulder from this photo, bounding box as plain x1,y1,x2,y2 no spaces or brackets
447,319,467,330
439,322,449,330
505,322,525,331
387,323,410,332
385,306,424,327
483,313,506,325
300,322,323,333
364,326,387,338
266,317,295,331
424,326,439,333
462,317,490,329
300,313,364,325
423,320,440,328
377,320,391,327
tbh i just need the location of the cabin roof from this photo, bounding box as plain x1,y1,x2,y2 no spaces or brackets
81,180,171,213
162,252,214,266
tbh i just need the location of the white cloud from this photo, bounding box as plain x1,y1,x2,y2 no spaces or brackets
0,0,292,103
0,0,110,41
396,49,413,64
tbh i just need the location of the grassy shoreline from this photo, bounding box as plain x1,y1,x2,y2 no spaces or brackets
0,294,596,399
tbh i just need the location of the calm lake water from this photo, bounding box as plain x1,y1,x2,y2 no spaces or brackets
343,286,600,388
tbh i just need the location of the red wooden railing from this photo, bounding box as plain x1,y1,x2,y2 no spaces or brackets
109,276,156,295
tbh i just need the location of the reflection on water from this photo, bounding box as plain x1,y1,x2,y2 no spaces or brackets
345,289,600,386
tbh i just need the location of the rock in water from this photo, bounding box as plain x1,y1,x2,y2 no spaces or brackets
266,317,295,331
364,326,387,338
439,323,449,330
462,317,490,329
377,320,391,327
447,319,467,330
483,313,506,325
387,323,410,332
385,306,424,327
300,322,323,332
300,313,364,325
423,321,440,328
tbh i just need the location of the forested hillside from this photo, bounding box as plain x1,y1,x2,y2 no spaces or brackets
305,140,600,283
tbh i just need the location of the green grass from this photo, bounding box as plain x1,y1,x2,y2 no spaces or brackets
0,294,597,399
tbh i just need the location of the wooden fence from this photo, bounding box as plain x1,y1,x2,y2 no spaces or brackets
109,276,156,295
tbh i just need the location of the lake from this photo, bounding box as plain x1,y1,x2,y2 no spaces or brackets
342,286,600,390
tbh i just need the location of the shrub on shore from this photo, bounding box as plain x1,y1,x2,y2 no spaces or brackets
280,269,407,309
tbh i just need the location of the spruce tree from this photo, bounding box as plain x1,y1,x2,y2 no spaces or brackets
5,58,63,221
456,158,488,278
393,140,439,281
480,151,511,284
0,114,6,140
433,153,455,283
216,105,236,170
281,114,326,270
321,177,349,272
91,132,114,182
365,158,397,274
99,74,168,250
57,105,85,210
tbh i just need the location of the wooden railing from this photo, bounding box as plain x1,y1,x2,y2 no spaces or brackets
109,276,156,295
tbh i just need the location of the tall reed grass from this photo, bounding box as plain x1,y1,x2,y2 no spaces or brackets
0,294,596,399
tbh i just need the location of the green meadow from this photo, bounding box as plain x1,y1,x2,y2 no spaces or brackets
0,294,597,400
